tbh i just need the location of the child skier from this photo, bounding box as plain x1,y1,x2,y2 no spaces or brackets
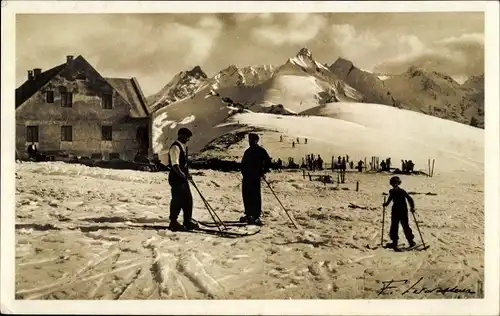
382,176,416,251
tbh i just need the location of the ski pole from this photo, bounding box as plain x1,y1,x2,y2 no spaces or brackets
193,181,225,228
411,211,427,249
195,183,226,231
381,196,386,247
262,176,299,229
189,179,227,231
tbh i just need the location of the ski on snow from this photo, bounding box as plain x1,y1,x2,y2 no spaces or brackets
383,244,430,252
187,226,261,238
367,243,430,252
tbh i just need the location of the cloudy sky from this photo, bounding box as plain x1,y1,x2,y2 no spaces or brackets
16,12,484,96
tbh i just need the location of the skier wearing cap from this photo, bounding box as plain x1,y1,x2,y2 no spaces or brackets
167,127,199,231
382,176,416,251
239,133,272,226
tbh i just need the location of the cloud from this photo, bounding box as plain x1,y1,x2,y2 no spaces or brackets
164,16,223,63
233,13,274,23
435,33,484,46
329,24,382,62
250,13,327,46
16,14,223,96
373,32,484,77
16,13,484,97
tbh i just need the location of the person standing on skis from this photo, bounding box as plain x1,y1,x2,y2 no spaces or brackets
167,128,199,231
382,176,416,251
240,133,272,226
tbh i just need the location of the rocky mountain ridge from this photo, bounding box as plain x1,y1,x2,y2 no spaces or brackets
148,48,484,128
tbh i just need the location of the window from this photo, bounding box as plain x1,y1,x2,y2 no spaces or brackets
26,126,39,142
102,94,113,109
91,153,103,160
101,126,112,141
46,91,54,103
61,126,73,142
109,153,120,160
61,92,73,107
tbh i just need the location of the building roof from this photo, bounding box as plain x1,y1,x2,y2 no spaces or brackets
15,55,149,118
15,63,66,109
105,77,149,118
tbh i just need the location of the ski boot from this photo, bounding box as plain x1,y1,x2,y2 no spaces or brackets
393,246,403,252
184,220,199,231
248,217,263,226
408,240,417,248
169,220,185,232
384,242,397,249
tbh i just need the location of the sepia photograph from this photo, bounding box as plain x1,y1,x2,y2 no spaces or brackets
1,1,499,315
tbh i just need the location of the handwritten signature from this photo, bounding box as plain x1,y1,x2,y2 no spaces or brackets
377,277,477,296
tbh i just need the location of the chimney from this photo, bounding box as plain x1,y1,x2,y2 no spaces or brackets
67,55,74,66
33,68,42,80
27,70,34,81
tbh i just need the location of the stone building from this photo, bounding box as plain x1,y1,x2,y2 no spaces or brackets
15,55,151,161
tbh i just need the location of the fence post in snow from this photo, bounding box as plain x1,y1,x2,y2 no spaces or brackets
431,159,435,177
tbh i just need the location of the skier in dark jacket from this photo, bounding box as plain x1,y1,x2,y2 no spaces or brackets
240,133,271,226
382,176,416,251
167,128,199,231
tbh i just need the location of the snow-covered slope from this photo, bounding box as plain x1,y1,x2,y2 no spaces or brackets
151,84,245,163
15,160,484,300
208,64,276,91
213,48,365,113
219,102,483,173
329,58,397,106
147,66,208,112
383,66,484,127
151,48,369,158
269,48,364,108
286,47,330,73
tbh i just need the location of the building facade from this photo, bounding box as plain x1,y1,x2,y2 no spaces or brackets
15,55,151,161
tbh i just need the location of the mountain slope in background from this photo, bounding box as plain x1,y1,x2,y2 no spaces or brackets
151,48,368,160
148,48,484,159
382,66,484,127
461,74,485,127
213,102,483,173
329,58,398,106
329,58,485,128
147,66,208,112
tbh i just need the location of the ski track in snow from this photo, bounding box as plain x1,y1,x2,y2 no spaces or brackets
14,158,484,299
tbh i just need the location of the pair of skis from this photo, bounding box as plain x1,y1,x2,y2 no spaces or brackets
187,175,299,238
189,179,261,238
379,196,430,252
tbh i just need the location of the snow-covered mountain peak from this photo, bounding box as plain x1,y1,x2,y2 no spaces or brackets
287,48,330,73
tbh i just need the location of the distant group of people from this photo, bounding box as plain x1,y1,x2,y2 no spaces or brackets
380,157,392,172
333,156,348,171
400,160,415,174
302,154,323,171
272,158,283,172
280,135,308,148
